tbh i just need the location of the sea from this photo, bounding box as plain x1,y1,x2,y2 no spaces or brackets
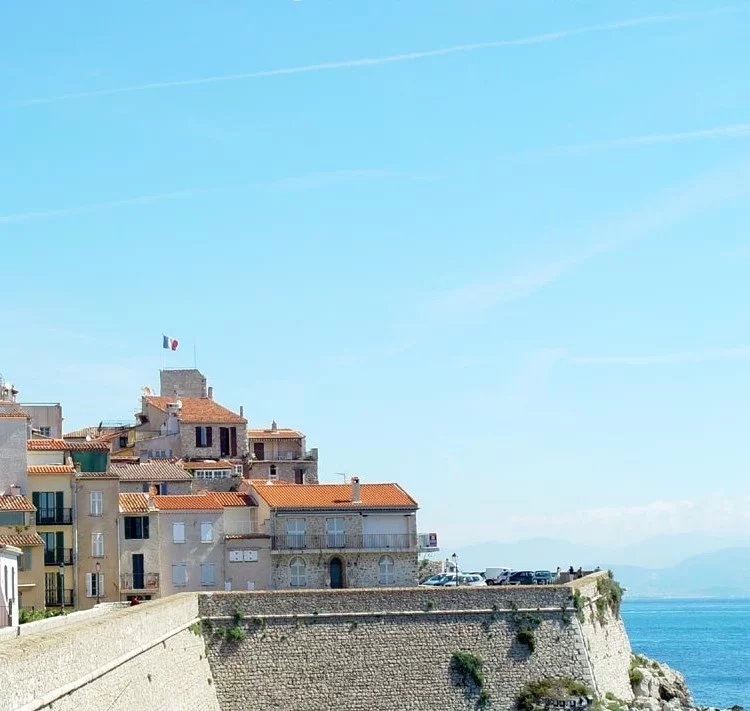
621,598,750,708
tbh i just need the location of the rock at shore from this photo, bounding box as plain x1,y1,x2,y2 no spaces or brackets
630,653,694,711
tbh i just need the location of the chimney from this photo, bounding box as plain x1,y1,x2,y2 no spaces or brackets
351,476,361,503
271,420,277,431
10,485,21,498
148,484,159,498
240,405,244,418
207,386,213,400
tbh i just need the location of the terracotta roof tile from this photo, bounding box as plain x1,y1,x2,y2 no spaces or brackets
0,496,36,512
144,396,246,424
0,412,30,419
67,440,111,451
64,425,127,440
75,471,120,480
249,482,418,510
248,428,303,440
109,460,192,481
27,438,110,451
119,493,151,513
0,533,44,547
154,492,253,510
28,464,75,475
180,460,235,470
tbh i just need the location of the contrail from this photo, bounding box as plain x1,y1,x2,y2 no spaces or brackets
546,122,750,155
18,7,737,106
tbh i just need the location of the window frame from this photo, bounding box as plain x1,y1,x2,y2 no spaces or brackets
91,532,104,558
124,515,150,540
289,557,307,587
378,555,395,585
200,521,214,544
172,562,187,587
173,522,186,544
200,562,215,586
90,491,103,517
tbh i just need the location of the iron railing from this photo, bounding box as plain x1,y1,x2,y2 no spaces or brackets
36,508,72,525
120,572,160,591
44,548,73,566
45,589,74,606
271,533,416,551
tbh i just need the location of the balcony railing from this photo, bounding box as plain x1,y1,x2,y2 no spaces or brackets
44,548,73,566
271,533,416,551
36,508,72,525
120,572,160,591
45,589,74,606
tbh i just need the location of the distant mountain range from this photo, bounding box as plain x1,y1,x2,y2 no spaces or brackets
450,536,750,597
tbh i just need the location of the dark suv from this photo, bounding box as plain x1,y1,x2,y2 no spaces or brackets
506,570,535,585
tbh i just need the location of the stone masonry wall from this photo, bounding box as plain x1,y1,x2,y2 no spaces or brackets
0,593,219,711
199,586,595,711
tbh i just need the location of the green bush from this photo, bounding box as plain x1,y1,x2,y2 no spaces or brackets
517,678,593,711
516,629,535,652
451,650,485,688
226,625,246,641
595,573,624,623
571,589,585,622
19,608,65,624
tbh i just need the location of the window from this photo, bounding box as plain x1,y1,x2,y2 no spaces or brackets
289,557,307,587
172,562,187,587
294,469,304,485
200,522,213,543
90,491,103,516
91,532,104,558
379,555,395,585
233,464,243,477
200,563,215,586
39,426,51,437
286,519,305,548
173,522,186,543
195,426,212,448
20,547,32,572
0,511,24,526
326,517,345,548
118,434,128,449
124,516,150,539
86,572,104,598
269,464,278,479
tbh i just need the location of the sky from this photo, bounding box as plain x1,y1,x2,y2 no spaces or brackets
2,1,750,554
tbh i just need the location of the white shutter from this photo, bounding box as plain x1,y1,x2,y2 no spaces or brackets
173,522,185,543
85,573,93,597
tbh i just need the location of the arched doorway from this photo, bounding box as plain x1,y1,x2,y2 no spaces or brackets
329,557,344,589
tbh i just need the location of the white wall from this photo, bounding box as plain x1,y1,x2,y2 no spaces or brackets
0,547,20,627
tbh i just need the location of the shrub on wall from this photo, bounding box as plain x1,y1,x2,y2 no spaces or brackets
451,650,491,708
517,677,594,711
595,572,624,624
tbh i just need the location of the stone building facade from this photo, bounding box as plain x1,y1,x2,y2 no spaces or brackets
248,423,318,484
246,479,419,590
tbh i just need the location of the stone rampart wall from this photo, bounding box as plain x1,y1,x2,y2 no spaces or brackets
0,593,218,711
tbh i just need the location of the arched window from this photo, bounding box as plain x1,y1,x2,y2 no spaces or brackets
290,557,307,587
378,555,395,585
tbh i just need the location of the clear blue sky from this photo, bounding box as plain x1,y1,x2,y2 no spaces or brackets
3,0,750,550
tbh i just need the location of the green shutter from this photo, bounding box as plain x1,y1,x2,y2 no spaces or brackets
55,491,64,518
143,516,150,539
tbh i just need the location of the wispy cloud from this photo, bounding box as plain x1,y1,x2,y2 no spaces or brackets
17,7,736,106
545,122,750,156
0,169,389,225
427,157,750,319
571,346,750,366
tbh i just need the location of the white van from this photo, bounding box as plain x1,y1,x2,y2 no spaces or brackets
485,567,513,585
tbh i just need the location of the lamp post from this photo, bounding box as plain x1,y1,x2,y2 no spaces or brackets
451,553,458,587
95,561,101,605
57,561,65,613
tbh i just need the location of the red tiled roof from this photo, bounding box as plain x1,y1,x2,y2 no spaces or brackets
27,438,67,450
180,460,235,470
0,496,35,512
248,428,303,440
144,396,246,424
154,492,253,510
67,440,111,451
109,460,192,481
0,533,44,547
119,493,151,513
28,464,75,475
64,425,127,440
249,482,418,510
0,412,29,419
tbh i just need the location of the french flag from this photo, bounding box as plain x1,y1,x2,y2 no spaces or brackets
162,335,179,351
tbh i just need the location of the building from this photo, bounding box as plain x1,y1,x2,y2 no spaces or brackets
0,378,28,496
0,496,45,611
179,459,242,492
118,491,265,601
245,477,421,589
74,467,120,609
20,403,63,438
137,392,247,462
0,543,21,626
248,422,318,484
111,459,193,495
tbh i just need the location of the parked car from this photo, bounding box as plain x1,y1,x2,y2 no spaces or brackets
533,570,554,585
461,574,487,587
485,567,513,585
420,574,450,586
506,570,535,586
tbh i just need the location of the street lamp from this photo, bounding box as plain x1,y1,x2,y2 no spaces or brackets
451,553,458,586
95,561,101,605
57,561,65,613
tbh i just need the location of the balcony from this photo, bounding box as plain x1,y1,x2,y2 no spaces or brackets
36,508,72,525
45,589,74,606
120,572,160,591
224,520,257,538
271,533,417,552
44,548,74,566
